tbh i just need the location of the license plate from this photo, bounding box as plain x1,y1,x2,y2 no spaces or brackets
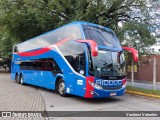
110,92,117,96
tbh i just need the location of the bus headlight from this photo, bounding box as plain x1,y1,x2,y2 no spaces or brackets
122,79,127,88
88,81,103,90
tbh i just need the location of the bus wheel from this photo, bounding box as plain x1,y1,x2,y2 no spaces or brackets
58,79,67,97
15,74,19,83
20,75,24,85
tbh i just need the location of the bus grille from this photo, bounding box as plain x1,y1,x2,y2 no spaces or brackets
102,86,122,90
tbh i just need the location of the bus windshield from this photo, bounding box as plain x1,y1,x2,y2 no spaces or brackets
89,50,126,77
82,25,121,48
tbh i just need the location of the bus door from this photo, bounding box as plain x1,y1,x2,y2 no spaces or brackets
36,58,60,89
36,59,49,87
73,44,87,96
48,58,62,90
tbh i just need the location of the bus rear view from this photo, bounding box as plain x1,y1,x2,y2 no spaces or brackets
11,21,138,98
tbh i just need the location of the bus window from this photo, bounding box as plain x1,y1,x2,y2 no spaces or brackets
58,41,86,75
82,25,121,48
37,58,61,72
20,61,37,70
17,25,82,52
61,25,82,41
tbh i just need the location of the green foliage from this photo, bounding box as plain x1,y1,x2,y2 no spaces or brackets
122,22,156,55
0,0,157,58
0,34,12,58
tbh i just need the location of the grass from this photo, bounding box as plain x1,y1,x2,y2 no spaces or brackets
126,85,160,96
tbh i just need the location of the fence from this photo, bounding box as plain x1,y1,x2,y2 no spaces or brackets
127,55,160,90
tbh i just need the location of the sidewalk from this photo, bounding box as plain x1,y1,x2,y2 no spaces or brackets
0,73,46,111
127,80,160,90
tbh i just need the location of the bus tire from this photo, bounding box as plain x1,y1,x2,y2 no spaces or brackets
57,79,67,97
15,74,19,83
20,75,24,85
17,75,21,84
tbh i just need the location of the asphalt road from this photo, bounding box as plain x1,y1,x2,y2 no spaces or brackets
39,79,160,120
39,88,160,111
0,73,160,120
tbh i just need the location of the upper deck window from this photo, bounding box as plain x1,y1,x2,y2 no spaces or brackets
17,25,82,52
41,25,82,45
82,25,121,48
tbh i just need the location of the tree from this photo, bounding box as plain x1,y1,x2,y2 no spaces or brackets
0,0,157,58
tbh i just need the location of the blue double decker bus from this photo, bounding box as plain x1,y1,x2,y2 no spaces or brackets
11,21,138,98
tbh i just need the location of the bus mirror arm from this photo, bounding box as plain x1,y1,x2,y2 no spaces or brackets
122,46,139,62
76,40,98,56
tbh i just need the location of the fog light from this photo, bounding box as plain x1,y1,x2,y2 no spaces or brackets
90,90,99,96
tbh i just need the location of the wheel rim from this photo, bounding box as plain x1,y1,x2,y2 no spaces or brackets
59,82,65,95
20,77,23,84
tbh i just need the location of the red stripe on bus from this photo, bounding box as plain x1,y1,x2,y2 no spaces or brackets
84,76,94,98
17,37,71,57
17,38,70,57
54,37,71,46
17,47,51,57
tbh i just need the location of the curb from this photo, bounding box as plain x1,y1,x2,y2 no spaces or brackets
126,90,160,99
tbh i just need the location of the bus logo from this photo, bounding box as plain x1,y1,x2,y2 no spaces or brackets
96,79,122,86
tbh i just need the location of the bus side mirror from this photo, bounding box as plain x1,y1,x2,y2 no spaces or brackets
122,46,139,62
76,39,98,56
